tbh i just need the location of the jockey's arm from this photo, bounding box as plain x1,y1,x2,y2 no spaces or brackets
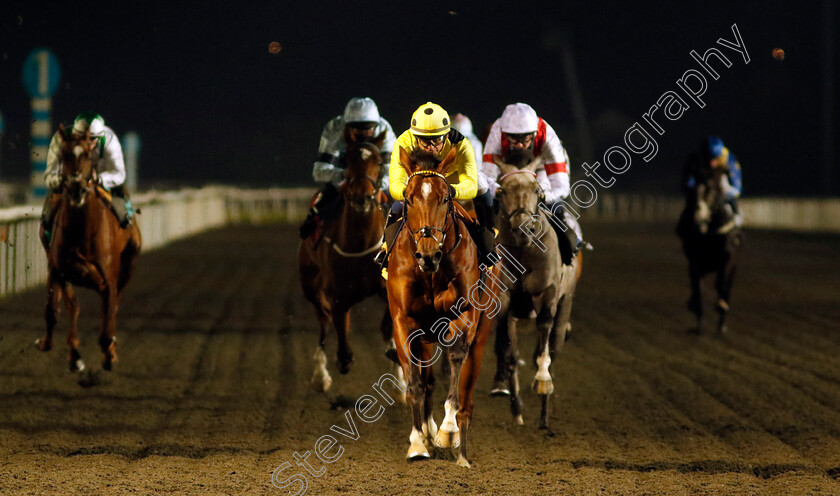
97,130,127,190
540,122,571,204
388,133,411,201
44,132,63,190
722,157,742,200
450,136,478,200
312,117,346,186
481,120,503,196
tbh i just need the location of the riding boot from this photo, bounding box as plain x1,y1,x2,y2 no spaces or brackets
374,202,403,267
472,191,498,267
299,184,339,239
109,185,133,227
41,191,62,245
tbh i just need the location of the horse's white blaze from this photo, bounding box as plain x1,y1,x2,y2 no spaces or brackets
421,182,432,199
360,148,372,160
310,347,332,392
73,145,85,158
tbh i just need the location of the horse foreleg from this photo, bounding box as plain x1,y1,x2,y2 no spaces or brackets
310,296,333,392
456,311,493,468
421,362,437,444
532,306,556,430
98,286,119,371
688,263,703,333
715,260,737,334
435,322,468,449
334,306,353,374
37,273,62,353
64,284,84,372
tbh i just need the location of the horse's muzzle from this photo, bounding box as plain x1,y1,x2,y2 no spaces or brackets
415,250,443,272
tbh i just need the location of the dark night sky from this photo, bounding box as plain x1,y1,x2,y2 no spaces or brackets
0,0,837,195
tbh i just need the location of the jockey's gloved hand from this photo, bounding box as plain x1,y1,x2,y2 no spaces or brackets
45,174,62,190
448,184,456,199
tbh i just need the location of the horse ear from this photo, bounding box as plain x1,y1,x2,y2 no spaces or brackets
372,131,387,150
343,125,356,146
493,154,516,175
58,123,67,140
438,145,458,174
398,146,413,175
525,156,543,172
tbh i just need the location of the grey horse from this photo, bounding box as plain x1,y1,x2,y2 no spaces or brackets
490,154,582,429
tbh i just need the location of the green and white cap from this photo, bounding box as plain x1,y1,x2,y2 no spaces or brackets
73,112,106,137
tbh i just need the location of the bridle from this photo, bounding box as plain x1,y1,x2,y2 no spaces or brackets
404,170,460,254
496,169,545,223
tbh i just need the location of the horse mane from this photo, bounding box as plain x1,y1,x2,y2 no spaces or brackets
408,149,440,172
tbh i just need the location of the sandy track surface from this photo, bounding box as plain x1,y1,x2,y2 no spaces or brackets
1,222,839,495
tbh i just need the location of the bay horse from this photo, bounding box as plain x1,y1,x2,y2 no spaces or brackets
678,166,744,334
298,131,392,392
490,154,581,429
36,126,142,371
387,146,501,468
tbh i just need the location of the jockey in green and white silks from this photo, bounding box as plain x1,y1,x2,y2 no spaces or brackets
42,113,134,241
299,97,397,239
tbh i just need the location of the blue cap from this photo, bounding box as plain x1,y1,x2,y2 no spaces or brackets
707,136,725,158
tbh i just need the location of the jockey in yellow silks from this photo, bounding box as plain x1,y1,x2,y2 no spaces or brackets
375,102,495,269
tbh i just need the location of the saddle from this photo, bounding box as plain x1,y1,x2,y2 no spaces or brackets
97,186,134,228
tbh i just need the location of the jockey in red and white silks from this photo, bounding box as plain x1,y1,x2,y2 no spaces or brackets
482,103,584,251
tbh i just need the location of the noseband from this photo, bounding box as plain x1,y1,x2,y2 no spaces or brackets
405,170,457,252
497,169,544,222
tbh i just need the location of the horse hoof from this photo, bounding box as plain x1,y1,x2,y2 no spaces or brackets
719,325,729,335
514,415,525,426
311,373,332,393
434,429,460,449
490,384,510,397
456,455,471,468
384,346,399,364
35,338,52,352
69,358,85,372
405,446,429,462
102,355,117,371
532,379,554,395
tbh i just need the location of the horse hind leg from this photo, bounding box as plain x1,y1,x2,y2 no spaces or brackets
506,316,524,425
455,310,494,468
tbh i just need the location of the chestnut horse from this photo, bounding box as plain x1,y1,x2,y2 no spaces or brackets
36,126,142,371
678,167,744,333
491,155,582,429
298,131,392,392
388,146,500,468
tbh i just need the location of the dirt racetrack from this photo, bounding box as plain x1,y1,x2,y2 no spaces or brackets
1,221,839,495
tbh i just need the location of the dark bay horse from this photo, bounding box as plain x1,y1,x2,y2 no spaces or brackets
387,146,501,468
678,167,744,334
298,131,392,392
491,154,582,429
36,126,142,371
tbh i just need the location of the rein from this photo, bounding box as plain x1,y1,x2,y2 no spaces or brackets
404,171,462,256
497,169,545,222
322,235,384,257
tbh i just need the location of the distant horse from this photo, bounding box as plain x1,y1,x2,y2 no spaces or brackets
387,146,500,468
298,131,392,392
491,154,581,429
36,126,142,371
678,167,744,334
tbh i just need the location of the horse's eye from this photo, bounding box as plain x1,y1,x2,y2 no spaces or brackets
443,196,449,204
